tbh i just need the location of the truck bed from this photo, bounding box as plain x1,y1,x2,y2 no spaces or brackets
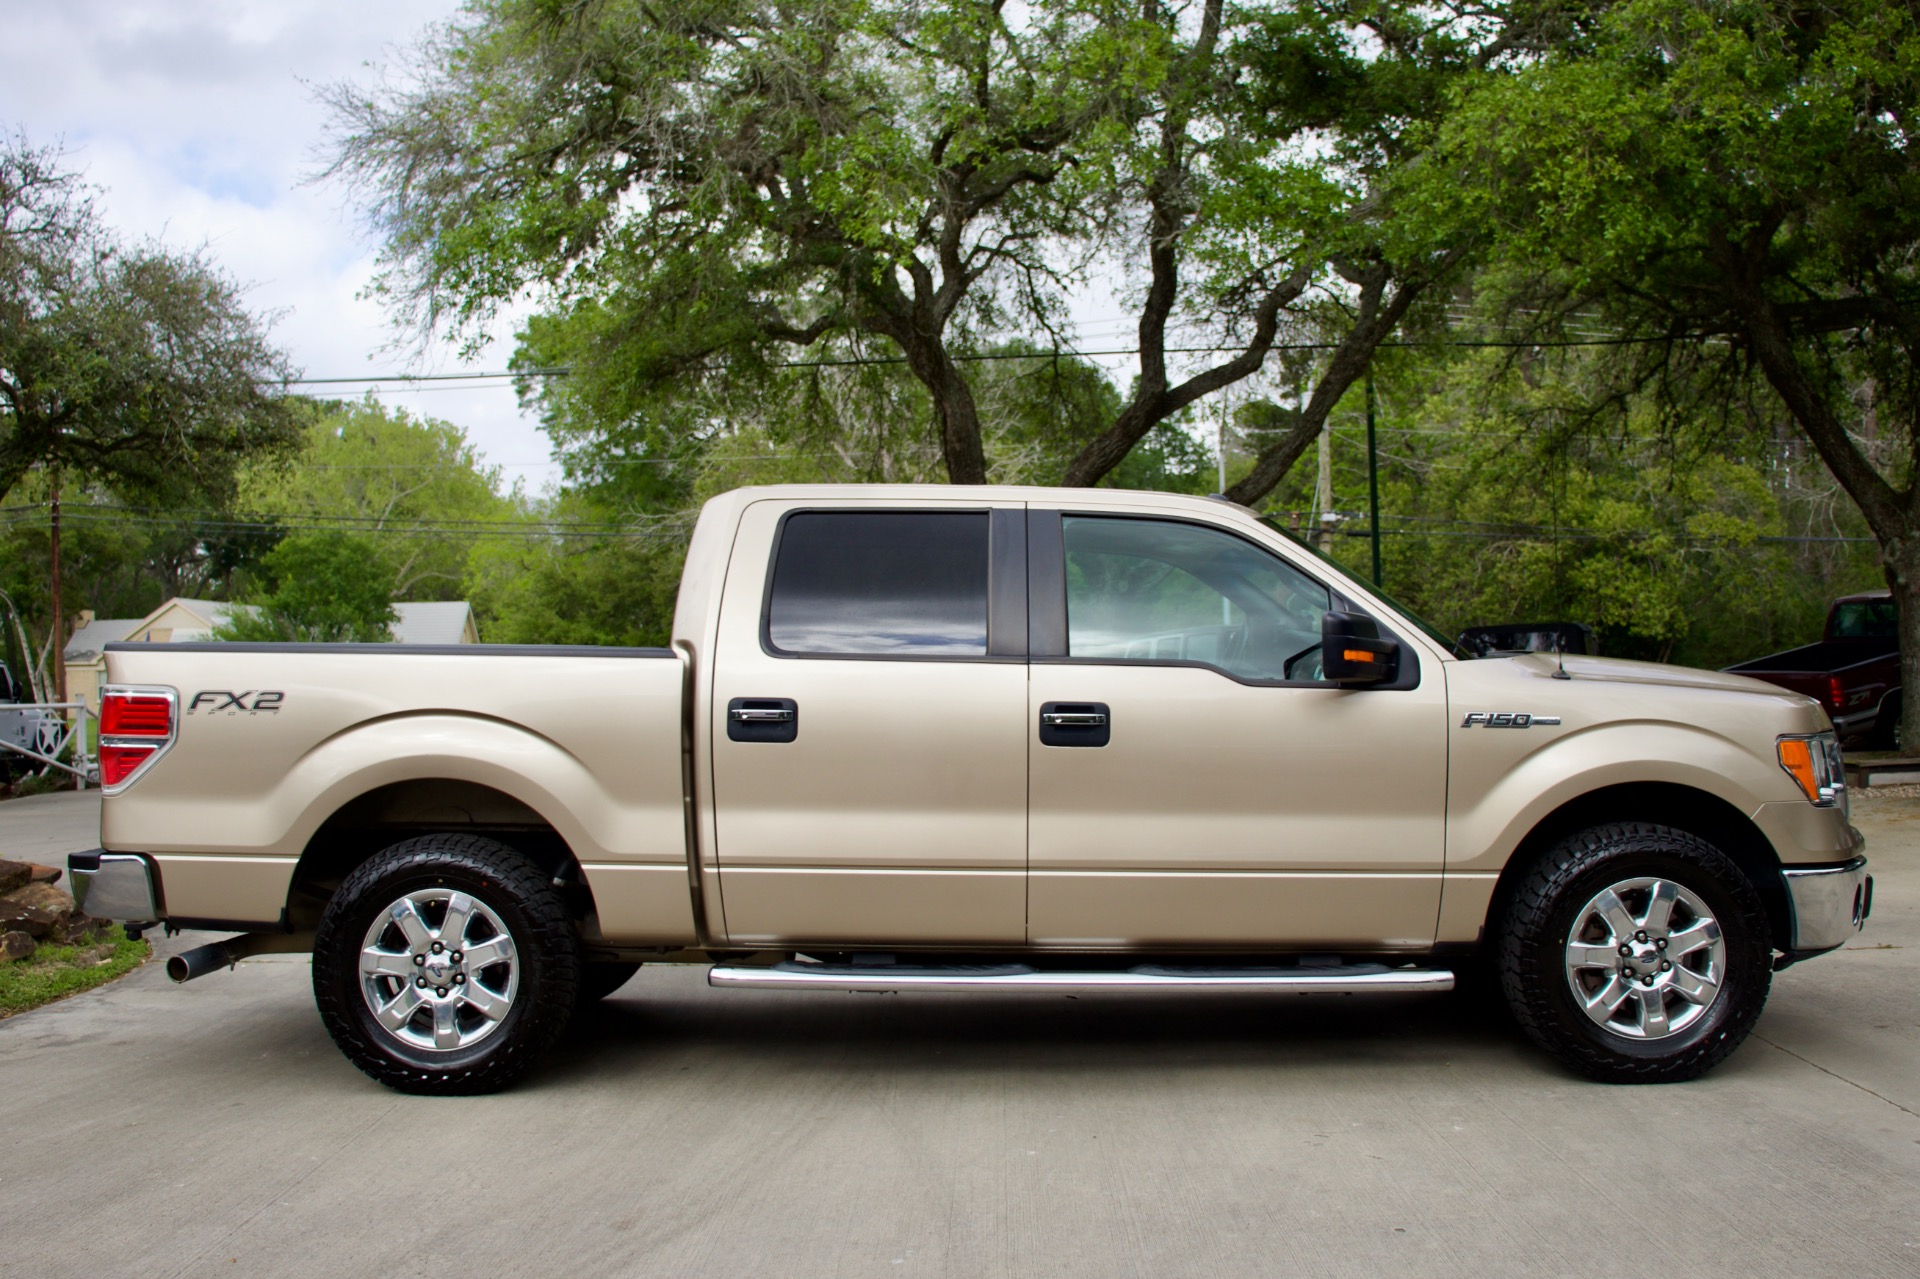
1726,639,1895,675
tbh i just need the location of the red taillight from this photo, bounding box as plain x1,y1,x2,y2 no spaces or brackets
101,693,173,736
1828,677,1846,710
100,743,157,788
98,686,175,792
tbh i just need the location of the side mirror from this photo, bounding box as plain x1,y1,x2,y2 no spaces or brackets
1321,611,1398,685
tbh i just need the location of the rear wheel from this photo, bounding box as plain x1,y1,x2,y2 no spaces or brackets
1500,822,1771,1083
313,834,581,1095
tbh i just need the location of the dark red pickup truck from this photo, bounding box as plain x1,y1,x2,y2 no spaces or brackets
1726,592,1900,745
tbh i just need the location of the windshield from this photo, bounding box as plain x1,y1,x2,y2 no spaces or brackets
1257,516,1465,656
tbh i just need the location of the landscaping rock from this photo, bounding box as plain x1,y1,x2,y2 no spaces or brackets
26,862,61,885
1,930,33,962
54,914,110,945
0,859,30,895
2,882,77,915
0,904,56,938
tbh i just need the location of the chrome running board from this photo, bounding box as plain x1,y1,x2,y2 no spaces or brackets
708,961,1453,996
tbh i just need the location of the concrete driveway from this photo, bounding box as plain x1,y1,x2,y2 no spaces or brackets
2,789,1916,1279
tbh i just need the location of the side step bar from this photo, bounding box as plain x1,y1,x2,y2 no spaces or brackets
709,962,1453,996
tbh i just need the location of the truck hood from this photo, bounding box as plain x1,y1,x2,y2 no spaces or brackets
1458,651,1826,725
1535,652,1807,699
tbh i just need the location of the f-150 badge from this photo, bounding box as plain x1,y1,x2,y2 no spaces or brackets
1460,711,1561,728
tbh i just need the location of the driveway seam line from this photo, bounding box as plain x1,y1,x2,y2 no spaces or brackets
1752,1032,1920,1120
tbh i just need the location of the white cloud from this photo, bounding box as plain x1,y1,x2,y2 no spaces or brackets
0,0,562,490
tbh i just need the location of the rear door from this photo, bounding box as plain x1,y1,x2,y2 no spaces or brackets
708,499,1030,946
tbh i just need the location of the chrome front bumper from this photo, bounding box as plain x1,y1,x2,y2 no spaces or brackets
1782,856,1872,953
67,851,161,924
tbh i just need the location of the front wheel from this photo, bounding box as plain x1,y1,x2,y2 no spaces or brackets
312,834,581,1095
1499,822,1772,1084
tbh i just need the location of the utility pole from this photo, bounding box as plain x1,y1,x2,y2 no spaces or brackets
1217,392,1228,495
49,479,65,705
1314,423,1334,555
1366,371,1382,587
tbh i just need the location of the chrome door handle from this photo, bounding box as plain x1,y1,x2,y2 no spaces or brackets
1041,711,1108,727
730,707,795,723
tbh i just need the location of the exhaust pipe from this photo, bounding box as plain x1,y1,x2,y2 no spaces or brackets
166,932,312,983
166,939,243,983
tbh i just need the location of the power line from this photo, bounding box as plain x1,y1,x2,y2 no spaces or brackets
281,331,1701,388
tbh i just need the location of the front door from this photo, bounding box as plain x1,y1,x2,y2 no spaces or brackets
709,501,1030,947
1025,511,1449,951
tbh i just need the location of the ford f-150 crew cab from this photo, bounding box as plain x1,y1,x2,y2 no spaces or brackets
68,485,1873,1094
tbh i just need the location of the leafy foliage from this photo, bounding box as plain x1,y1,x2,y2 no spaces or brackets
1409,0,1920,731
215,533,398,643
0,134,301,507
239,397,520,599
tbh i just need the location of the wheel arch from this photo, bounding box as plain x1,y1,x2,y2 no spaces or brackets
1484,782,1791,953
286,778,597,933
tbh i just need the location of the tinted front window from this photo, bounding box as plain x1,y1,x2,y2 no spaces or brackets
1064,516,1331,681
767,511,990,656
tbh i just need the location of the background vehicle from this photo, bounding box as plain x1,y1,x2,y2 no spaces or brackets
1725,592,1900,746
72,486,1872,1094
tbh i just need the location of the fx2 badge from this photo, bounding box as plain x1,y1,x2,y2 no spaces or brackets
1460,711,1561,728
187,690,285,715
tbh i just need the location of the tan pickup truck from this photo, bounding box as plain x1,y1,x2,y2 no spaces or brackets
70,485,1871,1093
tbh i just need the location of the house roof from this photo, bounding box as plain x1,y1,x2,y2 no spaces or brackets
95,596,476,648
62,617,144,662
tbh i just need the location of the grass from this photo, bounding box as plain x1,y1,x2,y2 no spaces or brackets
0,926,150,1017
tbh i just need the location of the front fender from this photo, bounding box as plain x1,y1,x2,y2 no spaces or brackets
1447,720,1797,873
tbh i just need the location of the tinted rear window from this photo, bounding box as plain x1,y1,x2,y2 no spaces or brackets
1831,600,1896,639
766,512,990,656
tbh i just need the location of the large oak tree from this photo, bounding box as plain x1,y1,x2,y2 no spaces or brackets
1418,0,1920,742
323,1,1523,497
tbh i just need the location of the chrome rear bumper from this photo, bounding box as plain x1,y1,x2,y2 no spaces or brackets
1782,856,1872,953
67,851,160,924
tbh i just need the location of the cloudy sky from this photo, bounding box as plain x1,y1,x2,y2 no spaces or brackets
0,0,568,489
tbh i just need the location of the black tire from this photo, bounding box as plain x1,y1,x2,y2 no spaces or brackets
1499,822,1772,1084
577,961,642,1006
1870,693,1902,751
313,834,581,1095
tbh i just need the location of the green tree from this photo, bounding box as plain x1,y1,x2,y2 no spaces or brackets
464,492,684,646
215,533,398,643
241,397,518,599
0,135,301,504
1417,0,1920,738
323,1,1514,499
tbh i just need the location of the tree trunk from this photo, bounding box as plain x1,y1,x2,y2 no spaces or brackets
1884,536,1920,752
903,338,988,485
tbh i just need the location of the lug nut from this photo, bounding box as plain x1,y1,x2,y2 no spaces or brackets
1636,931,1648,942
1661,962,1671,972
450,951,462,963
431,942,444,954
1643,975,1655,986
454,973,465,985
1656,938,1668,950
1619,945,1632,956
413,954,426,966
415,976,426,988
436,986,448,996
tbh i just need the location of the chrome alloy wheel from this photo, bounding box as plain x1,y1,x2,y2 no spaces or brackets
358,889,520,1053
1563,876,1726,1040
